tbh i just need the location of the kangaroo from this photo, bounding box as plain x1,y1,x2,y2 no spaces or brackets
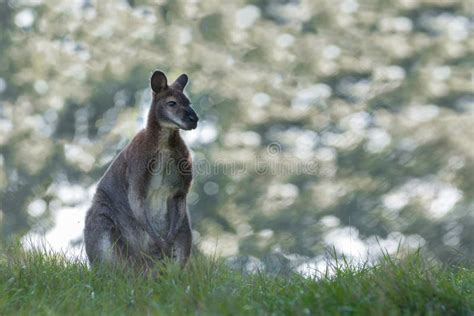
84,70,198,270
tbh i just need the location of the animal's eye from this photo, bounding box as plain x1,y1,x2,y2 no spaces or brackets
167,101,177,107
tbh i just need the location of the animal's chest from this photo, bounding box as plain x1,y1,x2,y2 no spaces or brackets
145,151,182,223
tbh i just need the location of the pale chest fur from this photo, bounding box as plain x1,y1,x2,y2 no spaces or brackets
146,148,182,231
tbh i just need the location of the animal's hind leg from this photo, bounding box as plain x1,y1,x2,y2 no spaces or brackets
84,208,121,266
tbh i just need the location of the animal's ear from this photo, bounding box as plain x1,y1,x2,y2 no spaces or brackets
150,70,168,93
172,73,188,91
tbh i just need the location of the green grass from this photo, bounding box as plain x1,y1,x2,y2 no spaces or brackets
0,245,472,316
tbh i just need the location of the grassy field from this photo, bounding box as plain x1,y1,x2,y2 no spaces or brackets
0,245,472,316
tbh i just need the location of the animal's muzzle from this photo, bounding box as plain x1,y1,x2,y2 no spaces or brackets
185,108,199,124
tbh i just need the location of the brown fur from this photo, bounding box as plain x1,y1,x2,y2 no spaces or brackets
84,70,198,270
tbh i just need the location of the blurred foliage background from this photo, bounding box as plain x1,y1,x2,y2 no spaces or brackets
0,0,473,269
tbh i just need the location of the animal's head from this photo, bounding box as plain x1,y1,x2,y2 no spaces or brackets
150,70,199,130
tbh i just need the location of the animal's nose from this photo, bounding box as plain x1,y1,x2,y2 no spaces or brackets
188,114,198,123
186,109,198,123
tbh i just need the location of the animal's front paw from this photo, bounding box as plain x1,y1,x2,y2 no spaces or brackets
166,242,178,258
170,245,177,259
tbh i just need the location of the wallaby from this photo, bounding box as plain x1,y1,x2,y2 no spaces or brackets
84,70,198,270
